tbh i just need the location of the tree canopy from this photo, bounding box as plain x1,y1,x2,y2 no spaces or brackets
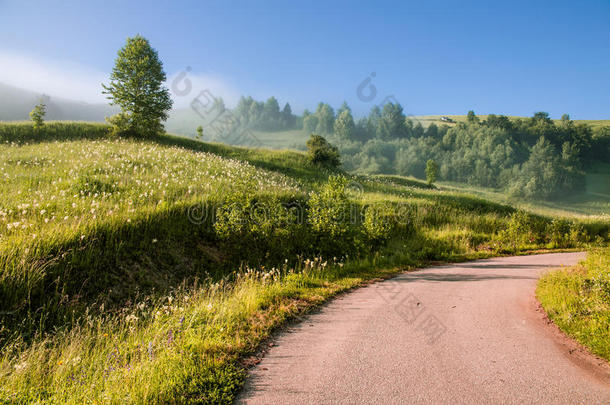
102,35,172,137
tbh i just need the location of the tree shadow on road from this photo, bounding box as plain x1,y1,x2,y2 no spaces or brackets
394,272,539,283
449,263,555,269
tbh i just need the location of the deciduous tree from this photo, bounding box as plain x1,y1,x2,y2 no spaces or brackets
29,100,46,130
103,35,172,137
425,159,438,185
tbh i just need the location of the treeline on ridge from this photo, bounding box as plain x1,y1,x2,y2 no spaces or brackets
221,96,609,200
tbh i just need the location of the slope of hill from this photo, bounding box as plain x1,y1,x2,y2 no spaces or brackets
0,123,607,404
440,181,610,218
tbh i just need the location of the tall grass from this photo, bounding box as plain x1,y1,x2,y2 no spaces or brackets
0,137,302,341
0,122,110,143
537,247,610,361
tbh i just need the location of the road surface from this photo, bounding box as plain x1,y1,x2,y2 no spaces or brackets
238,252,610,404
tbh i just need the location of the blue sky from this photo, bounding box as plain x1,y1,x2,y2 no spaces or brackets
1,0,609,118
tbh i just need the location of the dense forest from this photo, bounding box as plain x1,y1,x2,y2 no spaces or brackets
327,107,609,199
220,96,609,200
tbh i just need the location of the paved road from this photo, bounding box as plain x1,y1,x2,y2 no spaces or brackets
238,252,610,404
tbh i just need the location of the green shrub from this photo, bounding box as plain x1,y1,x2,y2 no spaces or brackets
306,134,340,168
546,218,589,248
106,112,132,137
546,218,572,247
363,203,400,246
307,175,359,255
214,192,309,264
498,210,548,251
425,159,438,185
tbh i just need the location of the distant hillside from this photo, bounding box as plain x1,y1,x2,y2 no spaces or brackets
0,82,116,122
413,114,610,129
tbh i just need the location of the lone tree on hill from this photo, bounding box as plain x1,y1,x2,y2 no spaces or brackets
29,100,46,130
426,159,438,185
467,110,478,124
103,35,172,137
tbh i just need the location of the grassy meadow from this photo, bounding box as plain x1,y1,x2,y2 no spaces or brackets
537,247,610,361
439,180,610,218
0,122,608,403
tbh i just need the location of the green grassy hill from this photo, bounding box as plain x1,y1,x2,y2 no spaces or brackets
0,123,608,404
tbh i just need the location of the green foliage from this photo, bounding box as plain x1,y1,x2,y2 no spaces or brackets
306,134,340,168
102,35,172,138
213,192,309,263
313,103,335,135
591,126,610,161
546,218,587,248
196,125,203,140
262,97,280,127
509,137,583,199
484,114,512,130
498,211,546,251
307,175,357,254
105,112,131,137
333,109,355,139
498,210,589,251
466,110,478,123
377,102,406,140
362,203,403,246
425,159,438,185
29,101,46,130
281,102,296,128
302,112,319,133
329,109,599,201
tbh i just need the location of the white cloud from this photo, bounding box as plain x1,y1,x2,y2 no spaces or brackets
0,51,241,108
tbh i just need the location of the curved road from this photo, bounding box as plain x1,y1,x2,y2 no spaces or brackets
238,252,610,404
